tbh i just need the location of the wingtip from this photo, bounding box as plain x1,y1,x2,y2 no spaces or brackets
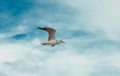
37,27,43,29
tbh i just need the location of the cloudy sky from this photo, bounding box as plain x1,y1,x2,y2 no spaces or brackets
0,0,120,76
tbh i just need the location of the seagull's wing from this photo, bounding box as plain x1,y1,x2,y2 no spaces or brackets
38,27,56,41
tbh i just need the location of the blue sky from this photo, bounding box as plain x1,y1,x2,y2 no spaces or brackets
0,0,120,76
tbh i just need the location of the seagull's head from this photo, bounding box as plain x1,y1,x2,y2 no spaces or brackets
58,39,65,44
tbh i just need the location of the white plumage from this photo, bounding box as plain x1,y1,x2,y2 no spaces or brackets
38,27,65,47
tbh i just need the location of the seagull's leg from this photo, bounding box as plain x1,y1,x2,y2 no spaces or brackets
41,42,46,45
51,45,55,47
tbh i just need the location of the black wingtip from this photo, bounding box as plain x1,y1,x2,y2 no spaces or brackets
37,27,43,29
38,27,47,30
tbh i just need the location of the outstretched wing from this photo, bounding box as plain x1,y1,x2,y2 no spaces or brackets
38,27,56,41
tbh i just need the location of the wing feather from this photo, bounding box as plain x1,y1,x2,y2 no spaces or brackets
38,27,56,41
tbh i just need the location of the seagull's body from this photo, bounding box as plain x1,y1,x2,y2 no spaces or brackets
38,27,65,47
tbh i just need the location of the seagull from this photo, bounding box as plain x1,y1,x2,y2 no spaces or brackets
38,27,65,47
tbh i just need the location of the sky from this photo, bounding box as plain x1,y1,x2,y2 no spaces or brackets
0,0,120,76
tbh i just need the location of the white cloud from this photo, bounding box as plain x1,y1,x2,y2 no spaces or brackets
59,0,120,41
42,51,96,76
0,34,120,76
0,0,120,76
0,46,120,76
0,38,42,62
0,43,29,62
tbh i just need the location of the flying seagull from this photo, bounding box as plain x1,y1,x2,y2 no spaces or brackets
38,27,65,47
